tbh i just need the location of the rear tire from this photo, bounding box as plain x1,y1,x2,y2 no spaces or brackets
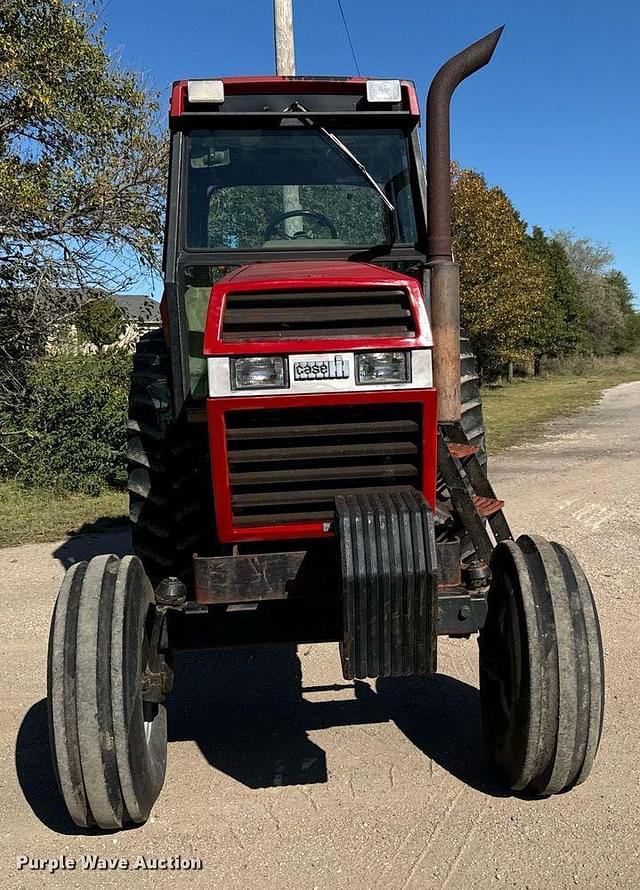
47,555,167,829
436,332,487,551
128,330,214,585
479,535,604,795
459,331,486,466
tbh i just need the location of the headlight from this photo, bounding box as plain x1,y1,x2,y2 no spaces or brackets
356,351,411,384
231,356,287,389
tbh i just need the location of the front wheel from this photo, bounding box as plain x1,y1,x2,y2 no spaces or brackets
479,535,604,795
47,555,168,829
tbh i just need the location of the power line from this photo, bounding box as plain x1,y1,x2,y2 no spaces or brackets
94,0,116,24
337,0,361,76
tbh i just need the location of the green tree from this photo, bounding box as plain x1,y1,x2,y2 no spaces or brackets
552,231,635,354
602,270,640,354
526,226,586,369
0,0,165,414
74,296,127,348
451,165,549,376
18,350,132,494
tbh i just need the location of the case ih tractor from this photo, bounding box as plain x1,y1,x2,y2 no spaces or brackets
47,28,604,830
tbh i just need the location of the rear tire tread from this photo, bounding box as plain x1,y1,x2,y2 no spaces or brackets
127,331,214,584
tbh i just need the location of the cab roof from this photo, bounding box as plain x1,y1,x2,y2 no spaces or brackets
170,76,420,121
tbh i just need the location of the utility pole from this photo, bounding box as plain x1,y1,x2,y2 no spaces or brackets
273,0,300,236
274,0,296,76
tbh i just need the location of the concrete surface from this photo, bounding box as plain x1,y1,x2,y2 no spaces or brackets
2,381,640,889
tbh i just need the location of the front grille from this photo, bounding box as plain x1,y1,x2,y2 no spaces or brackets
225,403,422,527
222,288,415,342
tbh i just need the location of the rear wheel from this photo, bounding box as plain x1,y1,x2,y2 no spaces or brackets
127,330,214,585
436,332,487,550
459,331,486,466
479,535,604,794
47,555,168,829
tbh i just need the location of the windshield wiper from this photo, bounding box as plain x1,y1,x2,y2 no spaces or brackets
287,102,396,213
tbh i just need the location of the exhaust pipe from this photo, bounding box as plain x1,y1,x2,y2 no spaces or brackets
426,26,504,264
426,27,504,423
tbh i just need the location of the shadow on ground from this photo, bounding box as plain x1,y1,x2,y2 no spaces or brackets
17,644,508,834
169,646,507,797
15,700,88,836
53,525,132,570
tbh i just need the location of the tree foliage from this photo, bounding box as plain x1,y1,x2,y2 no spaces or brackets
14,351,132,494
74,295,126,348
602,270,640,354
0,0,165,410
451,165,549,375
526,226,586,360
553,231,640,355
451,167,639,374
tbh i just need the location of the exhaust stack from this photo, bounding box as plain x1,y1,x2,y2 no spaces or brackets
426,27,503,422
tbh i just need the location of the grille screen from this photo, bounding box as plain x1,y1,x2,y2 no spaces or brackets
225,403,422,527
222,288,416,342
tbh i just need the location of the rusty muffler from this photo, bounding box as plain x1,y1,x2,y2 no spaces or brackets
426,27,503,422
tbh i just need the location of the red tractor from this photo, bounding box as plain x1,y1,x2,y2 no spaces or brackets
47,28,604,830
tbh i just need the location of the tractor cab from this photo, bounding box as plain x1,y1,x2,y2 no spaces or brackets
162,77,428,404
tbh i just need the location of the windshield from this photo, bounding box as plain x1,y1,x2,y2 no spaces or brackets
185,127,418,251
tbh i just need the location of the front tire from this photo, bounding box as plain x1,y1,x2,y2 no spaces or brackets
47,555,167,829
479,536,604,795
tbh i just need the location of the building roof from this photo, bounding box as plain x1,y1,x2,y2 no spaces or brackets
113,295,161,323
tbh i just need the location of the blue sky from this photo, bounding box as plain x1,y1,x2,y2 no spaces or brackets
102,0,639,302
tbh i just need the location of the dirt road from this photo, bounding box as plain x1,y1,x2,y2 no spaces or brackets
2,382,640,889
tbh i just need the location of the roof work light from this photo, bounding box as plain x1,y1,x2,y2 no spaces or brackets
365,80,402,103
187,80,225,104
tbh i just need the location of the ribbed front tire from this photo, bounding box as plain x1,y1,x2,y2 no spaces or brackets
479,536,605,794
47,555,167,829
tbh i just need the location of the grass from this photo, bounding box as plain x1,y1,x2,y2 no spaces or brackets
0,481,127,549
483,353,640,451
1,354,639,549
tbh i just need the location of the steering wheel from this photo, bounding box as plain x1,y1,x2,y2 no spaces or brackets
264,209,338,241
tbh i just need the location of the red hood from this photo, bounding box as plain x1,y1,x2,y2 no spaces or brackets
203,260,430,356
219,260,415,288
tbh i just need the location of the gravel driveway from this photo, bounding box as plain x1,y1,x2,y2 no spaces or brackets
2,382,639,889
